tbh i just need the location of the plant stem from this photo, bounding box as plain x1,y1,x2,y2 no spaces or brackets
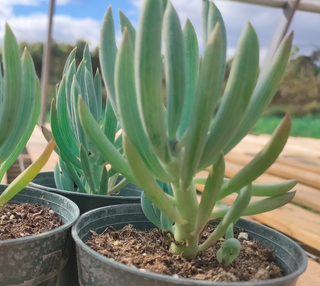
170,181,200,259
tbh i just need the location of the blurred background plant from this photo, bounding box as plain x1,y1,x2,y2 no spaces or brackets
1,41,319,138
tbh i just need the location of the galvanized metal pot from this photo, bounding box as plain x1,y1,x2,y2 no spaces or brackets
72,204,308,286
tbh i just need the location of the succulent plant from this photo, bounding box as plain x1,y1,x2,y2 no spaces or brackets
0,24,55,206
78,0,296,260
42,44,128,195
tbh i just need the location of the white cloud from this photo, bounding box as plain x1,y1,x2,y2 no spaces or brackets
130,0,320,60
0,13,101,49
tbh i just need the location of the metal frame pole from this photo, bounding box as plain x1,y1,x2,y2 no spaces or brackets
262,0,301,68
218,0,320,14
39,0,55,126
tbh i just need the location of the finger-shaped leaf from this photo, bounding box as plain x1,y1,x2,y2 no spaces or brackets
211,192,296,219
54,162,64,190
100,6,118,116
78,96,134,182
202,0,210,54
135,0,171,164
99,166,109,195
83,43,93,76
207,1,227,80
85,68,99,122
115,28,172,182
225,223,234,240
0,48,36,162
199,23,259,170
94,68,102,119
76,59,90,108
178,19,199,139
0,63,2,107
59,159,75,191
80,144,96,194
123,133,185,225
164,1,186,140
119,10,136,45
103,98,117,144
71,75,88,149
199,184,252,251
141,191,163,229
251,179,298,196
0,24,22,146
224,32,293,154
220,114,291,199
217,237,241,266
0,140,56,206
194,153,225,235
63,160,87,193
51,97,82,170
181,24,223,190
0,76,41,181
63,47,77,75
65,59,77,125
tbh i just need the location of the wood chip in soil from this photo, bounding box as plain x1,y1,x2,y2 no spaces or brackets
0,203,62,240
86,224,283,283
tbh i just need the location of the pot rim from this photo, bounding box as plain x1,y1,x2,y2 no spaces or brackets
29,171,141,200
0,185,80,247
72,204,308,286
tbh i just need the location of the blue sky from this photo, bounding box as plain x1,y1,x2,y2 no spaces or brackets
1,0,320,61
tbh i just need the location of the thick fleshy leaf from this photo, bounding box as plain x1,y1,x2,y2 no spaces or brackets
211,192,296,219
58,159,74,191
219,114,291,199
180,24,223,190
71,75,88,149
94,69,102,118
119,10,136,45
65,59,77,125
63,160,87,193
100,6,118,117
0,140,55,206
164,2,186,140
115,28,172,182
63,47,77,75
178,19,199,138
83,43,93,76
51,88,82,169
54,162,64,190
85,68,99,122
141,191,163,229
123,133,184,225
0,24,22,147
135,0,171,164
202,0,210,54
199,184,252,251
80,144,96,194
103,98,117,144
207,1,227,80
224,32,293,154
76,59,91,124
78,96,134,182
0,48,36,163
100,166,109,195
199,23,259,170
194,153,224,235
0,76,41,181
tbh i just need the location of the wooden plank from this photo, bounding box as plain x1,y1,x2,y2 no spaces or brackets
225,151,320,189
196,170,320,252
206,160,320,212
26,126,58,171
1,173,7,184
298,259,320,286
